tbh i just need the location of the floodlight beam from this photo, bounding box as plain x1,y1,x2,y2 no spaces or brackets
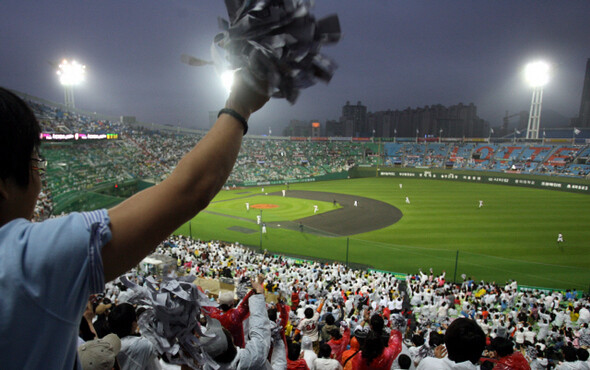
56,59,86,109
524,61,550,140
221,70,235,95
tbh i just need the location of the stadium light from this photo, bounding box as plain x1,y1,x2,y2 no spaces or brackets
220,69,235,95
523,61,550,140
56,59,86,109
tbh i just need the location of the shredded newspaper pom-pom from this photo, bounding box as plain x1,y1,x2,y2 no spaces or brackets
213,0,341,103
120,275,221,369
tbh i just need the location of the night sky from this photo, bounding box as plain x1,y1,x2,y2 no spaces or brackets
1,1,589,135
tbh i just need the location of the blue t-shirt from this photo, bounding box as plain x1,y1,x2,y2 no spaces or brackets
0,210,111,369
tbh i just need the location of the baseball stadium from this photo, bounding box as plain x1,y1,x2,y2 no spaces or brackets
6,1,590,368
27,93,590,292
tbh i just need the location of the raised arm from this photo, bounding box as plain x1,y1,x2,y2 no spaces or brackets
101,73,269,281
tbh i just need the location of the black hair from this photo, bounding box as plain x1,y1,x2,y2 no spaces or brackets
369,313,384,333
108,303,137,338
267,307,278,322
429,332,444,347
329,327,342,340
562,345,577,362
304,307,314,319
577,347,589,361
411,334,424,346
360,329,385,365
444,318,486,364
0,87,41,187
397,354,411,369
325,313,335,325
318,343,332,359
287,341,302,361
490,336,514,358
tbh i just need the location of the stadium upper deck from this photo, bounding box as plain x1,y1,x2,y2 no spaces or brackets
28,97,590,214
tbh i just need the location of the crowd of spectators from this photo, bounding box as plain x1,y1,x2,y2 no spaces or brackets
28,99,124,134
75,235,590,369
17,94,590,370
25,98,590,217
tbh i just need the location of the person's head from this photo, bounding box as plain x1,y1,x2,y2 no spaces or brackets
318,343,333,359
349,336,360,351
108,303,137,338
287,341,302,361
369,313,384,333
491,336,514,358
397,354,412,369
562,345,577,362
429,331,444,347
325,313,335,325
218,291,234,311
0,87,42,222
361,329,385,364
77,333,121,370
444,318,486,365
304,307,314,319
267,306,278,322
411,334,424,347
577,348,589,362
301,335,313,351
329,327,342,340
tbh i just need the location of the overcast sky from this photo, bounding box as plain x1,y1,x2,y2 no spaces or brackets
1,1,589,135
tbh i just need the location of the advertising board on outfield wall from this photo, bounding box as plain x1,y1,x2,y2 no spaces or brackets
351,167,590,194
232,171,349,187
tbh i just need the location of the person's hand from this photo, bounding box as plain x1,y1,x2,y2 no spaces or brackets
83,301,95,321
251,274,265,294
434,344,447,358
226,70,270,120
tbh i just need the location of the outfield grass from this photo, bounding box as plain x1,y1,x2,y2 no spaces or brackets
175,177,590,290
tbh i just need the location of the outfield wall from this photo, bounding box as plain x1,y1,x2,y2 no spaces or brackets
350,166,590,194
230,171,349,187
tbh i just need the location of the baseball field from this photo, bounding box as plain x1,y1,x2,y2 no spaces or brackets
175,177,590,291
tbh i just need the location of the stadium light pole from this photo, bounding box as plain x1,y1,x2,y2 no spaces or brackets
524,61,550,140
57,59,86,109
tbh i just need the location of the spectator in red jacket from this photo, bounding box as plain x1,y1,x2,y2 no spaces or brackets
491,336,531,370
203,289,254,348
351,313,402,370
291,288,300,311
287,341,309,370
327,324,351,364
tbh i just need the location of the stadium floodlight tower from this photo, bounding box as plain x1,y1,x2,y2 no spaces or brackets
56,59,86,109
524,61,550,140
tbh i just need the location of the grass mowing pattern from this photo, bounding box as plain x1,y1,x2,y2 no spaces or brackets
176,177,590,290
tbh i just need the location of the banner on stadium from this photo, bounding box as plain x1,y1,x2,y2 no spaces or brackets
351,167,590,194
41,132,119,141
274,255,315,265
237,171,348,187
